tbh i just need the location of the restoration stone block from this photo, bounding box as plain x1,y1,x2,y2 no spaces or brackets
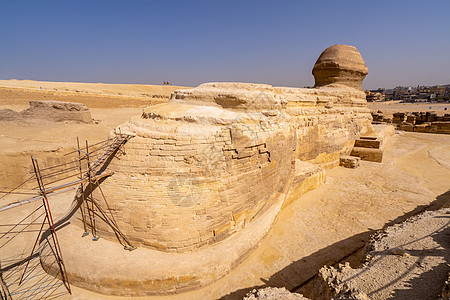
354,137,381,149
340,155,361,168
351,147,383,163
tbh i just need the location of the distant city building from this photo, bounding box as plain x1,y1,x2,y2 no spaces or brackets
388,85,448,102
385,89,394,100
393,86,414,101
430,85,446,98
365,84,449,103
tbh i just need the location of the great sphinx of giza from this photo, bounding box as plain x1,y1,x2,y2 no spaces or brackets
47,44,373,295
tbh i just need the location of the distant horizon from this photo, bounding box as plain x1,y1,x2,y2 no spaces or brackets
1,1,449,90
1,77,449,91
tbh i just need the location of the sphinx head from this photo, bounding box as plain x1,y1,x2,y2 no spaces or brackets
312,44,368,90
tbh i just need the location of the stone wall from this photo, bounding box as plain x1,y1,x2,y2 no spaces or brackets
82,80,372,252
90,87,297,251
280,86,372,166
0,100,92,123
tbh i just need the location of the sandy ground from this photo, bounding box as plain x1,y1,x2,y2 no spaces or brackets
0,107,143,189
0,188,77,299
0,80,187,96
368,100,450,116
0,79,190,108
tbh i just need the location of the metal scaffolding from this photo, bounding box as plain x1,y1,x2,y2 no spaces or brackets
0,133,134,299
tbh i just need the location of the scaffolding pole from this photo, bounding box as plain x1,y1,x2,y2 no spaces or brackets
0,133,135,299
27,157,71,295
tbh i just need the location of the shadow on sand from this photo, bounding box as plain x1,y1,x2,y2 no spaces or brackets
219,190,450,300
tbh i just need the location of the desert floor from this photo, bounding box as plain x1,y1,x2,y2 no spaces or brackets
368,100,450,116
0,79,188,109
0,81,449,299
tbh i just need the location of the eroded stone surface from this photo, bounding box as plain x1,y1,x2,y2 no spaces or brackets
313,44,368,90
311,263,369,300
340,155,360,168
0,100,92,123
311,208,450,300
85,82,373,253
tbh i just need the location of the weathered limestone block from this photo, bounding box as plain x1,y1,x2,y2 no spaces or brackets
427,112,437,122
27,100,92,123
171,82,284,113
404,121,450,134
406,115,416,125
398,123,414,132
354,137,381,149
351,147,383,163
350,125,394,163
0,100,93,123
340,155,361,168
278,85,372,167
429,122,450,134
393,112,406,124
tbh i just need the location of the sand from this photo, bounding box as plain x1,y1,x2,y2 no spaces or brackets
0,107,143,189
368,100,450,116
0,79,190,109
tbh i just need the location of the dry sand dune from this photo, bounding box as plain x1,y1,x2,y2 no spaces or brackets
0,79,191,109
0,79,188,97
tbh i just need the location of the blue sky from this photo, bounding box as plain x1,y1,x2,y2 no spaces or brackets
1,0,449,89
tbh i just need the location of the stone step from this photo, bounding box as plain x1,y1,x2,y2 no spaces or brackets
350,147,383,163
354,137,381,149
349,124,395,163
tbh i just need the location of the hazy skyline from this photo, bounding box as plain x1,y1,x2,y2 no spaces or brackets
1,0,449,90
